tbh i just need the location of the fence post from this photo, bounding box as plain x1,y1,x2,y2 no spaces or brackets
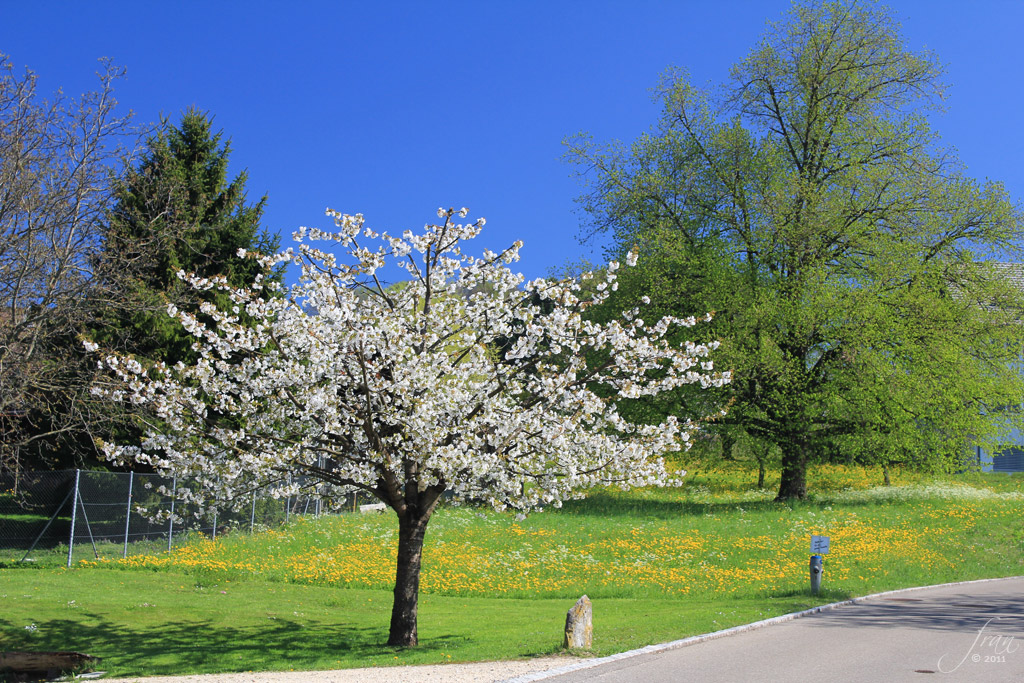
21,487,74,563
250,492,257,533
66,470,80,568
167,476,177,552
76,490,100,560
123,471,134,558
315,457,323,517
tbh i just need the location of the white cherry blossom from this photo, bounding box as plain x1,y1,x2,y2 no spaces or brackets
92,207,727,647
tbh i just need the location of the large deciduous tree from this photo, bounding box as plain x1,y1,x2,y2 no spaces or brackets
0,55,136,476
94,207,728,646
567,0,1024,500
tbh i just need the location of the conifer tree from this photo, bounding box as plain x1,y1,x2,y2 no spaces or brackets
97,108,280,365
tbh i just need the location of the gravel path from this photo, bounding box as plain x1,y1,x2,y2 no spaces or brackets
101,656,575,683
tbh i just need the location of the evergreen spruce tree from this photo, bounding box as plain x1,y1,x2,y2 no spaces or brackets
97,108,280,366
68,109,282,471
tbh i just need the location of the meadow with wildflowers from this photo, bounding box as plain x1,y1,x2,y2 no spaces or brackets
2,465,1022,677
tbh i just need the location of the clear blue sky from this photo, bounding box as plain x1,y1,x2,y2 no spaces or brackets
4,1,1022,283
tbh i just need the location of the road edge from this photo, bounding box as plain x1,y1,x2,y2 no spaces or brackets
500,575,1024,683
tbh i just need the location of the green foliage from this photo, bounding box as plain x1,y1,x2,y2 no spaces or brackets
567,0,1024,500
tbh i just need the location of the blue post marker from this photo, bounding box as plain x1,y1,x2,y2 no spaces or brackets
809,554,824,595
809,534,830,595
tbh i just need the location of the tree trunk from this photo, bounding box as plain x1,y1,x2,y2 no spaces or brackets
754,439,769,488
721,430,735,461
883,463,891,487
387,513,429,647
775,441,808,501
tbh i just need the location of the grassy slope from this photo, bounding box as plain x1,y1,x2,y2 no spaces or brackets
1,467,1022,677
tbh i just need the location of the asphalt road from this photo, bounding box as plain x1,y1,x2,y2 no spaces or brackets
515,578,1024,683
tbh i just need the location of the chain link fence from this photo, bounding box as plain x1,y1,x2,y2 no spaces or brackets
0,469,374,565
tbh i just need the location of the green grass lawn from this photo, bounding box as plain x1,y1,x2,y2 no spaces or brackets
0,569,824,677
2,465,1022,678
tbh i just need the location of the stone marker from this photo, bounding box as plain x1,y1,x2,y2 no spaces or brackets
563,595,593,649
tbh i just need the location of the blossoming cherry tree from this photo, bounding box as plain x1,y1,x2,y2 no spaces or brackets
96,207,728,646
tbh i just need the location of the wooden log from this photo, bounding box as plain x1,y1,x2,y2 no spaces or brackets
0,650,99,673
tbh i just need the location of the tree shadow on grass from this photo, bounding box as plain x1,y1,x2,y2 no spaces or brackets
0,613,469,677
